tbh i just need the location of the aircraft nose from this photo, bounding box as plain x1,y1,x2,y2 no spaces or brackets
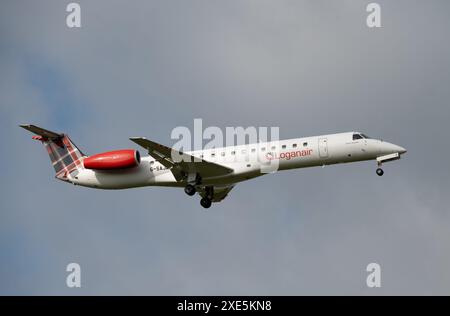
379,141,407,155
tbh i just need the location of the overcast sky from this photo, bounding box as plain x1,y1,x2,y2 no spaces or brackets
1,0,450,295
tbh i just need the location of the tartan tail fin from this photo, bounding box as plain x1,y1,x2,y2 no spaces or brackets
20,124,85,178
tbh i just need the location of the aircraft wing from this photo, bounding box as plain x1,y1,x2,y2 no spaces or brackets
129,137,233,181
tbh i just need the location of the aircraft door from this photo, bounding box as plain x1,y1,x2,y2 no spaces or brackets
318,138,329,158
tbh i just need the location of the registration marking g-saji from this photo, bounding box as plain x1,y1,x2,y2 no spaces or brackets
20,124,406,209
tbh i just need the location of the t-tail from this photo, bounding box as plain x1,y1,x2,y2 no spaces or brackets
20,124,85,180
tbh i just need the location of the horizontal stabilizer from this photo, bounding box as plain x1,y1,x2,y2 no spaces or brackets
19,124,63,140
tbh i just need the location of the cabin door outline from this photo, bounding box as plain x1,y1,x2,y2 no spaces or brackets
318,138,329,158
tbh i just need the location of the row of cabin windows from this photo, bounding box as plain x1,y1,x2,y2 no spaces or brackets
199,142,308,158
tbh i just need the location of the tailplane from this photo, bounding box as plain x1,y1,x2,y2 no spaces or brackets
20,124,85,179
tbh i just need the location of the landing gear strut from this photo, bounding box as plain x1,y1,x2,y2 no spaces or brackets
376,168,384,176
184,184,196,196
184,172,201,196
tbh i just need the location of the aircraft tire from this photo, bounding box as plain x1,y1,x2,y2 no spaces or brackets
376,168,384,176
184,184,196,196
200,197,212,209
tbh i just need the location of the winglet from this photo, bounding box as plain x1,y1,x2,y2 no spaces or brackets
20,124,63,140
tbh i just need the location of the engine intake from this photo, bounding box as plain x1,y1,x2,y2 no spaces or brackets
83,149,140,170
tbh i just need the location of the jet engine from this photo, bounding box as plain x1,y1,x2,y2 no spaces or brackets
83,149,140,170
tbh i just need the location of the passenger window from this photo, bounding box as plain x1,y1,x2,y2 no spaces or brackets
211,153,215,157
261,147,266,152
271,146,276,150
221,152,225,157
282,145,286,149
241,149,246,154
303,142,308,147
231,151,235,155
293,144,297,148
251,148,256,153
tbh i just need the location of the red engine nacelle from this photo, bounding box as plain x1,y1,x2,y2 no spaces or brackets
83,149,140,170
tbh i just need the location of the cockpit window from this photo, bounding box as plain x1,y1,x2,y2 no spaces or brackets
353,133,371,140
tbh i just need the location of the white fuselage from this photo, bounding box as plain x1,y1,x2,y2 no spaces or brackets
68,132,406,189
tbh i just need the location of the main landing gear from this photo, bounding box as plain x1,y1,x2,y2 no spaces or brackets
200,197,212,209
200,186,214,209
184,184,196,196
184,173,200,196
184,179,213,209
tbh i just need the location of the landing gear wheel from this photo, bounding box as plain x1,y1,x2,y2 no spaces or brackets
376,168,384,176
200,197,212,209
184,184,196,196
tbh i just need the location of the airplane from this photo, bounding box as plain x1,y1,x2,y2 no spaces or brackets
20,124,406,209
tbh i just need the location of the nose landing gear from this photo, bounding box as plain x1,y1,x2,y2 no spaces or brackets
376,168,384,176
